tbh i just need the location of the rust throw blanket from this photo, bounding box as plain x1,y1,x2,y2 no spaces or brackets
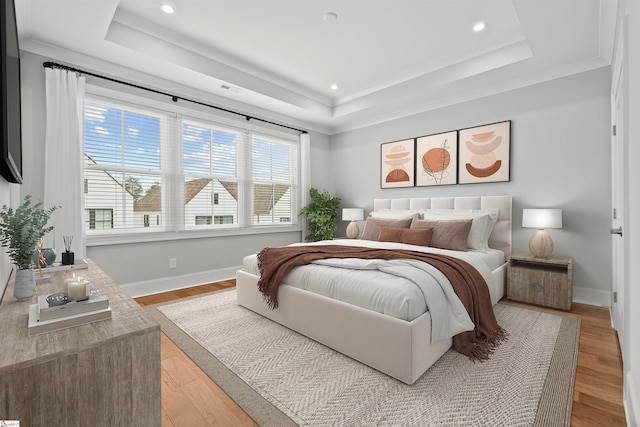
257,244,507,361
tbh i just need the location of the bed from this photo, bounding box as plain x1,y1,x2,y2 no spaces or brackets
236,195,512,384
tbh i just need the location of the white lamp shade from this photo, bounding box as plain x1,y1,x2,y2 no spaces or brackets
522,209,562,229
342,208,364,221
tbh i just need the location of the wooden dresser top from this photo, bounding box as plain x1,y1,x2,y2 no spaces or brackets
0,259,159,370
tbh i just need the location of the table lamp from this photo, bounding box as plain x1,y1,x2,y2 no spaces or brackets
342,208,364,239
522,208,562,258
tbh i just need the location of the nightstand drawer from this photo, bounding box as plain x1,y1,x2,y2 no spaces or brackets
507,253,573,311
511,266,570,291
508,278,545,306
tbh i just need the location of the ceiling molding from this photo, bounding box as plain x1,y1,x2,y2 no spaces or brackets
16,0,617,136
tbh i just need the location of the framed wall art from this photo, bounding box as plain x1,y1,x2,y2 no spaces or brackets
381,139,415,188
415,130,457,186
458,120,511,184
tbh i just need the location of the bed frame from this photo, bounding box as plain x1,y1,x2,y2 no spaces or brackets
236,195,512,384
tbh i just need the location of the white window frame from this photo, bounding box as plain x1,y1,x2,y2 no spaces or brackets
83,85,302,246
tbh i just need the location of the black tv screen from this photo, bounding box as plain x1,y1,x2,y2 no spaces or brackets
0,0,23,184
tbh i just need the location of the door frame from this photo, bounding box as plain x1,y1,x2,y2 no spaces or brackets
610,15,630,366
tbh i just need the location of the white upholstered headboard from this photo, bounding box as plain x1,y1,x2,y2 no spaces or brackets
373,195,512,257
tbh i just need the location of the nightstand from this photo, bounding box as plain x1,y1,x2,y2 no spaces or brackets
507,252,574,310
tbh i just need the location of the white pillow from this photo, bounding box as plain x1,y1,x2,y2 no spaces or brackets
479,209,500,244
370,209,420,220
418,209,498,250
433,208,499,247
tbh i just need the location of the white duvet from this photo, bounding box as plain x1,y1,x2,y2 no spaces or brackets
242,239,504,343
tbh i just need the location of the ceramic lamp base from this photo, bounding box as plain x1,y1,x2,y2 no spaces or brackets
346,221,360,239
529,228,554,258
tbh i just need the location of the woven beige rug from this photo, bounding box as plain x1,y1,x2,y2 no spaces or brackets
147,289,580,427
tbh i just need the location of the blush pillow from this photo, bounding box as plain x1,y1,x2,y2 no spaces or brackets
411,218,473,251
378,226,433,247
360,217,413,240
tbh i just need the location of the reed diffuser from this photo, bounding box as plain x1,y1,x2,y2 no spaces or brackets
62,235,75,265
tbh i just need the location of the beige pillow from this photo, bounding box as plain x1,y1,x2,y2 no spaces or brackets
378,226,433,247
419,208,499,250
411,218,473,251
361,217,413,240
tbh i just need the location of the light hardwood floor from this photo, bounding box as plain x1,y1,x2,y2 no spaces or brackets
136,282,626,427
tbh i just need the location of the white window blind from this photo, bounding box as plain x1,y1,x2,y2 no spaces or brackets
84,98,166,231
83,93,300,238
182,120,240,228
252,134,297,225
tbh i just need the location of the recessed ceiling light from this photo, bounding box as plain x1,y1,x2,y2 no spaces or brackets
473,22,486,32
330,84,339,91
323,12,338,23
161,4,174,14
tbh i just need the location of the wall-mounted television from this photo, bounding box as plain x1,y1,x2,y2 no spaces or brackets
0,0,23,184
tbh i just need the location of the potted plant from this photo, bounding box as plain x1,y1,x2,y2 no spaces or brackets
0,195,59,299
300,188,341,242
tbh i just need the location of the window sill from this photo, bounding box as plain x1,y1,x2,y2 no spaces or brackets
85,225,302,247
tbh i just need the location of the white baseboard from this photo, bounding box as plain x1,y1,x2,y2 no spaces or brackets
572,286,611,307
625,371,639,427
125,274,613,305
120,265,242,298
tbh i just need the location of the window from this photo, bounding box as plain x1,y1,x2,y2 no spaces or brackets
84,99,164,231
195,215,212,225
214,215,234,224
182,120,239,228
85,209,113,229
83,95,300,238
252,135,297,225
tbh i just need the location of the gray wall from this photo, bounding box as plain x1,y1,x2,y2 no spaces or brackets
0,181,12,299
330,67,612,303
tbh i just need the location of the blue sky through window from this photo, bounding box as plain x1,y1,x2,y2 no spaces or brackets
84,104,161,171
183,122,237,177
253,137,292,182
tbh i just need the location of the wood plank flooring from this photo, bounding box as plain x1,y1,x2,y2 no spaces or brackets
136,282,626,427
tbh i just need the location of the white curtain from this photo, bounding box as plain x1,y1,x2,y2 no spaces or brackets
300,132,311,240
43,69,86,259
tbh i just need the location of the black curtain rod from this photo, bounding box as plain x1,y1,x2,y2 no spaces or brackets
42,61,307,134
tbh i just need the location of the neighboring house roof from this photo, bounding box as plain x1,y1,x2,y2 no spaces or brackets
134,178,211,212
133,178,290,214
219,181,290,215
85,153,137,199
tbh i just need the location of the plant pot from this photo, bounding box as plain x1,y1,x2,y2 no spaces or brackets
14,268,36,300
32,247,57,267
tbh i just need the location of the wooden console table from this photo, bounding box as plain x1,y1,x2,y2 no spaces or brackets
0,260,161,426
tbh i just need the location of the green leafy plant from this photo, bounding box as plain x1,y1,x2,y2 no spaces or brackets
0,195,59,269
300,188,341,242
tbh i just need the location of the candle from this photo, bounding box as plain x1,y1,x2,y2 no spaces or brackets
63,274,77,292
67,278,89,302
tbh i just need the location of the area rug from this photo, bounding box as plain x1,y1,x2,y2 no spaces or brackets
146,289,580,427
